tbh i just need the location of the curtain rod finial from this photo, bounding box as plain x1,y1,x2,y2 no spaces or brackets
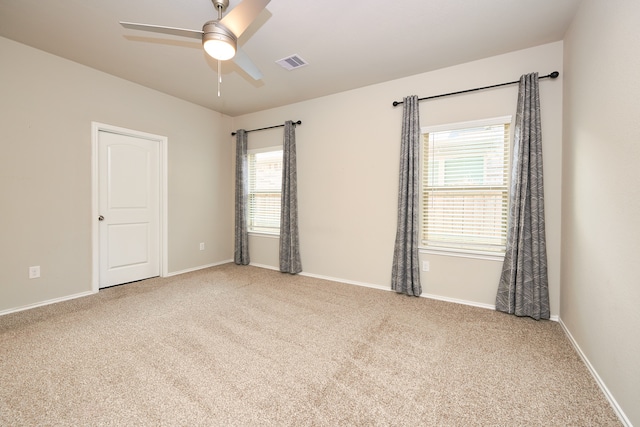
550,71,560,79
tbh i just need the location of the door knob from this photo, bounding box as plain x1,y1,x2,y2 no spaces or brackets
98,215,104,221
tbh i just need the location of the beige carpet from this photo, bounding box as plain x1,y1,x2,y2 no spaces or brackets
0,264,621,426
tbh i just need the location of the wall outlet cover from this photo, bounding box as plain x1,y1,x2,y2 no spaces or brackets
29,266,41,279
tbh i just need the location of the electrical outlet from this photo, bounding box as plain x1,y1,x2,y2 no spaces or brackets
29,266,41,279
199,242,205,251
422,261,430,272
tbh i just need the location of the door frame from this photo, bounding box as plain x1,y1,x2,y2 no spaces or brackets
91,122,168,292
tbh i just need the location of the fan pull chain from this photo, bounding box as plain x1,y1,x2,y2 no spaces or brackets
217,60,222,97
216,2,224,97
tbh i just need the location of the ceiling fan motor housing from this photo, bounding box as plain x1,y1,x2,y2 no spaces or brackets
202,20,237,60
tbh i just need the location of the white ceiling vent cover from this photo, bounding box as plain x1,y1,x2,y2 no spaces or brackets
276,54,308,70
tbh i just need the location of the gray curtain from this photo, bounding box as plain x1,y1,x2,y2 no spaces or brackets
391,95,421,296
496,73,550,320
234,129,250,265
279,121,302,274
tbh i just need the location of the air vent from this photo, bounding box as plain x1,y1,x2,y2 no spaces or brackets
275,54,309,71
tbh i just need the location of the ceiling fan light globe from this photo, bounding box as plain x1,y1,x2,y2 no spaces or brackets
202,21,237,60
204,39,236,60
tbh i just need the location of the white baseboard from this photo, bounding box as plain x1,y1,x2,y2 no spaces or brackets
0,260,234,317
300,271,391,293
559,318,631,427
250,264,559,321
249,262,280,272
419,293,559,321
420,292,495,311
0,290,96,317
248,263,392,293
165,259,233,277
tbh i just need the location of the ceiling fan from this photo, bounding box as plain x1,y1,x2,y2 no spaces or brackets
120,0,270,81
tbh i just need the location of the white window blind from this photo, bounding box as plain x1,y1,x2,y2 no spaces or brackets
422,117,511,254
248,148,283,234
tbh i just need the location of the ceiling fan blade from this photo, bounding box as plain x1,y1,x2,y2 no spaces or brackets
120,22,203,40
219,0,270,38
233,47,263,80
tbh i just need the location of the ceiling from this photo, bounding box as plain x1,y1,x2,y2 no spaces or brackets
0,0,582,117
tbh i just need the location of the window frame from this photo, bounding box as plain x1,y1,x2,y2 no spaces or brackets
247,145,283,236
419,116,512,261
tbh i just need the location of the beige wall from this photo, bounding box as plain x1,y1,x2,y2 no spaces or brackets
233,42,564,316
0,37,234,313
562,0,640,425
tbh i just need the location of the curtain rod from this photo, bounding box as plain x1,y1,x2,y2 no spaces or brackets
231,120,302,136
392,71,559,107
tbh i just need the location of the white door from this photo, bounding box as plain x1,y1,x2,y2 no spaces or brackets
98,130,160,288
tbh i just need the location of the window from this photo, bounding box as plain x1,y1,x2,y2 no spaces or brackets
421,117,511,255
248,147,283,234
